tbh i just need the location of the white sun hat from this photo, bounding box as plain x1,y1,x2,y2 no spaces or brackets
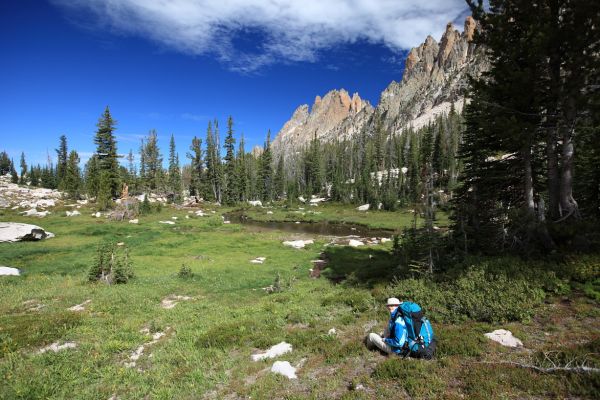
386,297,401,306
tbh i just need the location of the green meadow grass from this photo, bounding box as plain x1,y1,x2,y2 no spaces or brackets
0,205,598,399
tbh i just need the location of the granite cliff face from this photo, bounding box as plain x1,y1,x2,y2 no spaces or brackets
271,89,373,162
376,16,484,133
271,17,486,162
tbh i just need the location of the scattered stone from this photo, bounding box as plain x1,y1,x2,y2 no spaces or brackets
266,211,273,214
248,200,262,207
0,222,54,242
250,257,266,264
251,342,293,361
171,216,178,220
117,242,125,246
195,210,206,217
38,341,77,354
298,196,306,203
129,219,139,224
328,328,337,336
66,210,81,217
124,327,171,368
158,220,176,225
224,220,231,224
93,212,102,218
69,299,91,312
270,361,297,379
348,239,364,247
0,266,20,276
309,197,327,204
21,208,50,217
357,204,370,211
484,329,523,347
161,295,192,309
380,237,391,243
283,239,314,249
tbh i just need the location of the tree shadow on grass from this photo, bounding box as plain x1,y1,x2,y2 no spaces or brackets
320,246,397,288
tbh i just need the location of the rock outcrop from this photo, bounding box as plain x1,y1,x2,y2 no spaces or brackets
271,17,486,161
271,89,373,163
0,222,55,242
376,16,486,134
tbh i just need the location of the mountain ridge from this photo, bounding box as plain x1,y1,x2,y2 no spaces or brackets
271,16,487,162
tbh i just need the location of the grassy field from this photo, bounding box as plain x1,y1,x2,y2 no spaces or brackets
0,204,598,399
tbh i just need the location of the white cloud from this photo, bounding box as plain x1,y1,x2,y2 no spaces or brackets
52,0,468,72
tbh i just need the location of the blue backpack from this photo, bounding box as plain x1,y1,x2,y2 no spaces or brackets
396,301,436,359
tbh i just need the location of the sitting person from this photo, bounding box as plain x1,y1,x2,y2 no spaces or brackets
365,297,407,355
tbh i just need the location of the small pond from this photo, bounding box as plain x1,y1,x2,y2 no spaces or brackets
224,212,395,238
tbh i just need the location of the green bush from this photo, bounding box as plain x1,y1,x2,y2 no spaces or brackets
178,264,194,279
88,241,134,284
388,266,546,323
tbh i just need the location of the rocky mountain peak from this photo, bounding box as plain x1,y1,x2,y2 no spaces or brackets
271,89,371,162
271,17,487,163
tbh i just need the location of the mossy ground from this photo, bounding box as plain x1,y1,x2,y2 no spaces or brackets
0,205,598,399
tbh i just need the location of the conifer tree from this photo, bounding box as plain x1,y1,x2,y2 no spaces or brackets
10,160,18,184
94,106,120,199
223,116,237,205
187,136,203,198
236,134,249,201
19,152,27,184
140,130,163,191
84,156,100,198
168,134,182,202
273,155,285,200
0,151,11,175
29,166,39,186
55,135,68,189
258,130,273,201
64,150,81,199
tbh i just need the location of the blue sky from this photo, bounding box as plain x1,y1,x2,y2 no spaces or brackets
0,0,469,167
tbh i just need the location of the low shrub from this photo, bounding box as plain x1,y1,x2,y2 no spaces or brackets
372,358,445,397
322,289,374,313
388,266,546,323
88,241,134,284
178,264,194,279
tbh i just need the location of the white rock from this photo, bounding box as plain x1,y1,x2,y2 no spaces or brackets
0,266,20,276
283,239,314,249
38,341,77,354
328,328,337,336
380,238,391,243
224,220,231,224
298,196,306,203
266,211,274,215
250,257,266,264
309,197,326,204
195,210,206,216
248,200,263,207
185,215,190,219
158,221,176,225
252,342,293,361
0,222,54,242
93,212,102,218
171,216,178,220
484,329,523,347
69,299,91,312
348,239,364,247
66,210,81,217
357,204,370,211
129,219,139,224
161,295,191,309
270,361,297,379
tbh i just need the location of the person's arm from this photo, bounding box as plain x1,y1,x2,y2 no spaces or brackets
384,319,407,348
